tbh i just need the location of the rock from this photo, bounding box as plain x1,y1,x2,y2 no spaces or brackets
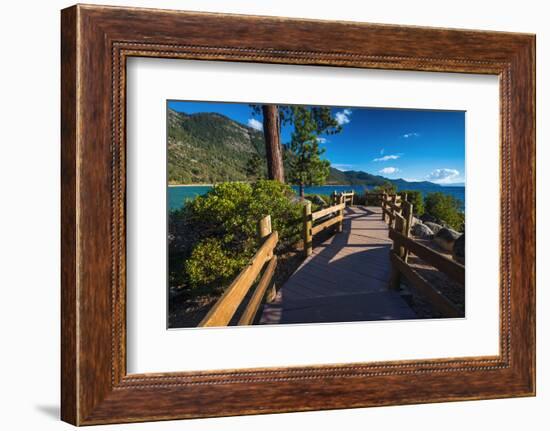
439,220,450,229
412,223,434,239
424,221,443,235
310,194,327,207
411,216,422,227
453,234,465,264
420,213,438,224
434,227,461,252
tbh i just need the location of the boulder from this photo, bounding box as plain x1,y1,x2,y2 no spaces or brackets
310,194,327,207
434,227,461,252
453,234,465,264
412,223,434,239
424,221,443,235
420,213,438,224
411,216,422,227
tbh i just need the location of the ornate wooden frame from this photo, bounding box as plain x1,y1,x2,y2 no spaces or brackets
61,4,536,425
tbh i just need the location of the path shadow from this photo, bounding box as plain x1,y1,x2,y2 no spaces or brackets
260,206,417,324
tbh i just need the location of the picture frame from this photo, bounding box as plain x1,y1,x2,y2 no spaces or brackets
61,4,535,425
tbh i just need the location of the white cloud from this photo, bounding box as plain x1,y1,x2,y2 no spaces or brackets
373,154,401,162
425,168,460,183
247,118,263,131
335,109,352,125
317,137,328,144
403,132,420,138
379,167,400,175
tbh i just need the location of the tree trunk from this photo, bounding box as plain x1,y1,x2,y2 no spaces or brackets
299,182,305,199
262,105,285,182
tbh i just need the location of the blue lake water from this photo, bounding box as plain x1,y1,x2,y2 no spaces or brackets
169,184,465,211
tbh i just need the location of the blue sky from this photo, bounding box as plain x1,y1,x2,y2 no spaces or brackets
168,100,465,185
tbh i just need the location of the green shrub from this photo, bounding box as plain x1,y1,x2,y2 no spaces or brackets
248,180,303,247
364,191,382,206
373,181,397,194
170,180,302,294
424,192,464,231
398,190,424,215
303,193,332,211
185,238,248,290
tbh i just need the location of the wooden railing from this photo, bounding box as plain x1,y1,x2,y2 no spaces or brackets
364,192,385,206
340,191,355,206
330,190,354,206
384,200,465,318
381,192,405,224
303,193,349,257
199,215,278,327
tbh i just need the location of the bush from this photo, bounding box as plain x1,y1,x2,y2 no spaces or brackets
170,180,302,294
424,192,464,231
364,192,382,206
304,193,331,211
185,238,248,290
398,190,424,215
373,181,397,194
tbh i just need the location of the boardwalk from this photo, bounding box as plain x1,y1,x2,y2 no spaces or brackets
260,206,416,324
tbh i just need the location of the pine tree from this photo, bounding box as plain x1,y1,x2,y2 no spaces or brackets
250,105,343,191
287,107,341,198
245,153,265,180
261,105,285,182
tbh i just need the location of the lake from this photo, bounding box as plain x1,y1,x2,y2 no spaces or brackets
169,184,465,211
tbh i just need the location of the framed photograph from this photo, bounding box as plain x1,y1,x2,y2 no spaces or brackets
61,4,535,425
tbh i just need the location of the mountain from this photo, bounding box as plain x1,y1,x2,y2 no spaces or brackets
168,109,266,184
326,168,387,186
167,109,441,189
390,178,442,189
326,168,441,189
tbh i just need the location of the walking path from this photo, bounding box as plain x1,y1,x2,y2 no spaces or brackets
260,206,417,324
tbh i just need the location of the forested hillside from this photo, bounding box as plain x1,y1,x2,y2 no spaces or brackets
167,109,266,184
167,108,440,190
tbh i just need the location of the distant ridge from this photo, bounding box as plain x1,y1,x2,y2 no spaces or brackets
326,167,441,189
167,108,442,189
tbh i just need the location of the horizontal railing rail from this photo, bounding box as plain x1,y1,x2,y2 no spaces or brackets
303,192,351,256
389,229,465,285
341,191,354,205
389,252,462,318
311,202,345,222
331,190,354,206
383,196,464,318
199,215,278,327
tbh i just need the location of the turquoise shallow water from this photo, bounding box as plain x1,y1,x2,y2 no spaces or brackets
168,184,465,211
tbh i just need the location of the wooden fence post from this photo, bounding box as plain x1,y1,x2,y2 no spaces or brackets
389,213,407,290
258,215,272,258
402,201,413,263
392,194,400,228
338,194,344,232
303,201,312,257
257,215,276,303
